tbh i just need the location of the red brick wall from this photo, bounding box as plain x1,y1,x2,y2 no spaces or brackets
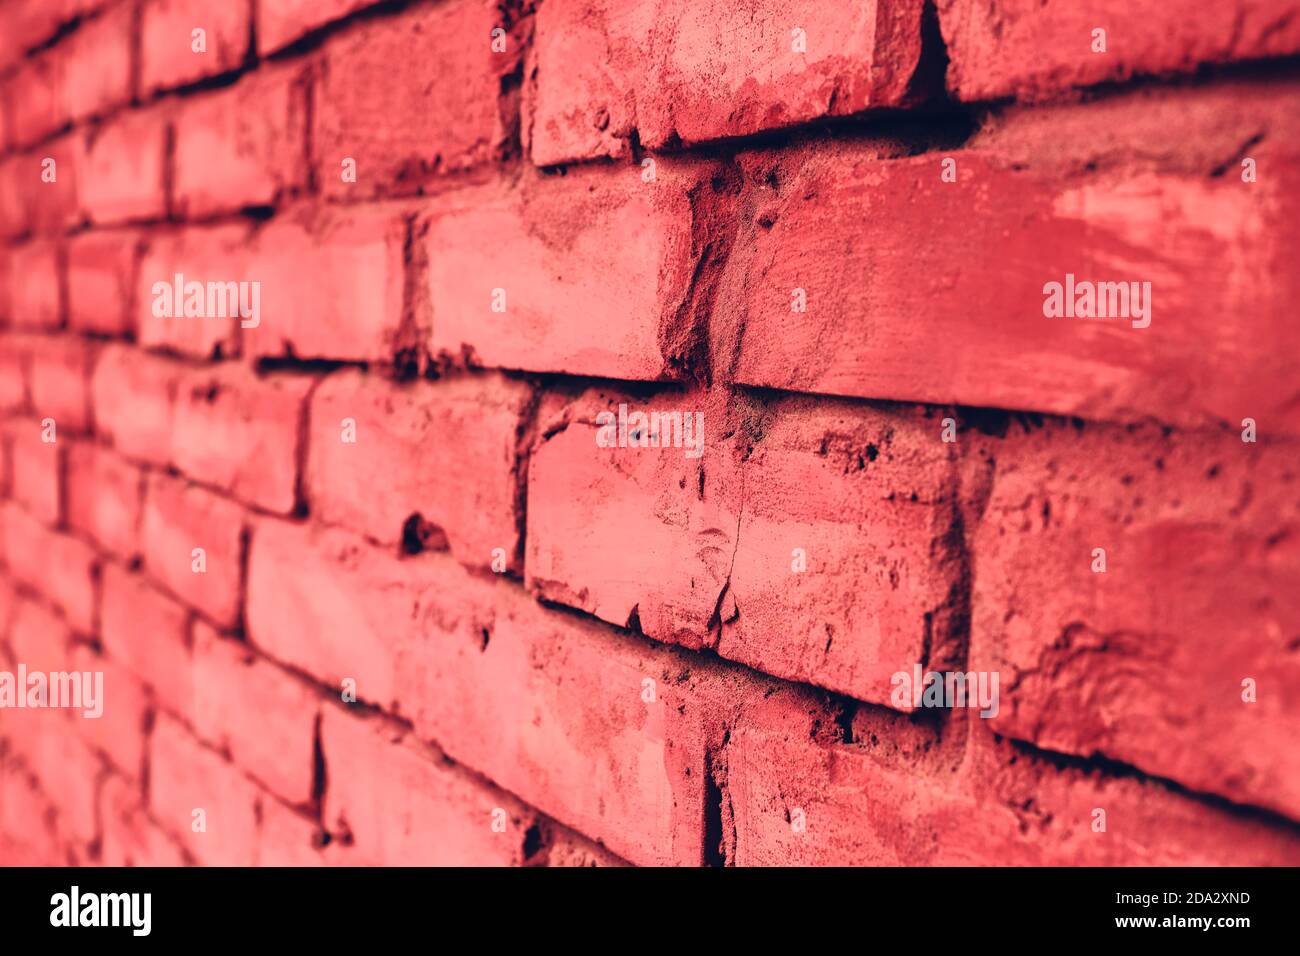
1,0,1298,867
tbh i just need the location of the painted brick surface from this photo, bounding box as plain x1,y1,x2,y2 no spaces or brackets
1,0,1297,870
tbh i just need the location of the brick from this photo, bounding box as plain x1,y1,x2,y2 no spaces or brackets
726,714,1300,865
27,336,95,432
937,0,1300,104
313,0,510,199
141,0,252,93
99,774,190,866
7,596,73,675
141,472,244,626
66,441,143,559
137,225,250,358
526,386,964,706
2,138,82,237
971,418,1300,819
1,508,97,634
6,241,63,330
320,706,535,866
423,158,722,380
11,723,102,848
81,109,168,224
90,344,181,466
257,0,376,54
191,621,318,806
66,230,140,336
0,337,29,411
243,205,407,363
7,55,63,148
4,421,61,526
99,562,192,719
715,85,1300,432
61,2,135,122
247,519,715,864
69,643,151,778
307,369,532,568
148,714,260,866
527,0,926,165
0,762,63,866
171,364,314,514
173,64,310,218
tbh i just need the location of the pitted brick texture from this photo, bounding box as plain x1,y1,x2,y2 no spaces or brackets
1,0,1298,868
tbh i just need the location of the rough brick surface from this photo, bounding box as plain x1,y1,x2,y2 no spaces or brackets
91,344,181,466
3,0,1299,871
66,440,144,559
527,0,927,165
312,0,513,199
140,0,252,94
307,368,533,568
243,205,408,363
172,66,310,218
423,159,723,380
971,419,1300,819
80,109,168,224
937,0,1300,103
171,363,315,514
141,472,245,627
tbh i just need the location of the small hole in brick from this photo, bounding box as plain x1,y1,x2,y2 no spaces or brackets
480,627,491,652
522,822,545,861
401,513,449,555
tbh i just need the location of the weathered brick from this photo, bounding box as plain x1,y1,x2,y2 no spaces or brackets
6,241,63,330
99,773,190,866
243,205,407,363
61,2,134,122
307,369,532,568
69,642,151,778
140,473,244,629
971,418,1300,819
6,55,63,148
148,714,260,866
140,0,252,93
726,711,1300,865
172,64,310,218
66,440,143,559
320,705,535,866
90,344,181,466
2,137,82,237
81,109,168,224
526,386,964,705
423,158,722,380
66,230,140,336
171,363,314,514
10,720,102,848
99,562,193,719
27,335,95,432
7,596,73,675
937,0,1300,103
141,472,245,626
12,518,97,635
191,620,318,806
0,336,29,412
313,0,510,199
715,84,1300,432
4,420,61,525
527,0,926,165
137,225,250,358
247,519,711,864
